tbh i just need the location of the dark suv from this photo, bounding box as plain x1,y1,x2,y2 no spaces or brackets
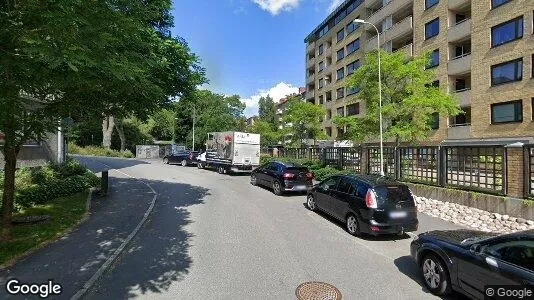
306,174,418,236
163,150,199,166
250,161,314,195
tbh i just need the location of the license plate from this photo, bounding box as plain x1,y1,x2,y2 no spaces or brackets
390,211,408,219
294,185,307,191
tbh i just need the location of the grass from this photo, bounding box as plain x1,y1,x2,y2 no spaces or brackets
0,190,89,267
68,143,134,158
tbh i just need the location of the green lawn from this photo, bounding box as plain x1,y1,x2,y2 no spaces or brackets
0,190,89,267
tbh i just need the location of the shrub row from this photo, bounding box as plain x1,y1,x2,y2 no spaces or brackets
259,156,356,181
68,143,134,158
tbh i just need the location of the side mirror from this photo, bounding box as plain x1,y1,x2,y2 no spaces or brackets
470,244,482,254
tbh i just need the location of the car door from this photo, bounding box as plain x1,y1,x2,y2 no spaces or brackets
254,163,269,185
264,163,280,186
329,177,356,220
314,176,340,215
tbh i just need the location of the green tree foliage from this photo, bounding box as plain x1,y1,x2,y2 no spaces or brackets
149,109,175,141
247,121,283,149
174,90,246,150
334,50,460,145
258,95,277,127
283,96,327,147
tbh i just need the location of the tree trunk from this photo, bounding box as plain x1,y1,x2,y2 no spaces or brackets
102,115,115,149
115,120,126,151
1,118,19,241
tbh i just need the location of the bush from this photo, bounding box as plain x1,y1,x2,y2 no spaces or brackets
68,143,134,158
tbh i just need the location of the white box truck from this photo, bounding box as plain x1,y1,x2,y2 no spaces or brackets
197,131,260,174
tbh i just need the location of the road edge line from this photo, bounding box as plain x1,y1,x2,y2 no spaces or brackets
71,161,158,300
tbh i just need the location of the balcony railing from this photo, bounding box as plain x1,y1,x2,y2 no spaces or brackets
367,0,413,27
306,90,315,99
306,41,315,54
448,53,471,75
448,18,471,42
393,43,413,57
447,125,472,140
453,88,471,107
365,16,413,52
449,0,470,10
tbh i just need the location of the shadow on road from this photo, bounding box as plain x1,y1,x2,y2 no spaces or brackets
74,155,150,173
86,178,211,299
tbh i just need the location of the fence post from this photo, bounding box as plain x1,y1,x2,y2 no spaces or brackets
394,147,400,180
338,148,344,170
524,146,530,198
438,146,446,187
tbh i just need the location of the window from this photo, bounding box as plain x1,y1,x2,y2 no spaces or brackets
429,112,439,129
347,60,360,75
336,88,344,99
337,107,344,117
427,49,439,69
346,19,360,35
337,29,345,42
491,100,523,124
492,0,511,9
319,95,324,104
425,18,439,40
532,54,534,78
491,58,523,86
318,44,324,55
491,17,523,47
326,109,332,119
318,176,339,191
353,180,368,198
337,68,344,81
346,86,360,95
319,26,329,38
450,107,471,126
319,78,325,89
347,103,360,116
346,38,360,55
336,178,354,194
425,0,438,9
482,238,534,271
319,61,325,72
337,49,345,61
432,80,439,88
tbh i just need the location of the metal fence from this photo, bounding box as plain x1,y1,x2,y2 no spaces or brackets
367,147,396,177
399,147,439,185
526,145,534,196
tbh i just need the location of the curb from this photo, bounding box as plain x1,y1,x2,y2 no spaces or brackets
71,161,158,300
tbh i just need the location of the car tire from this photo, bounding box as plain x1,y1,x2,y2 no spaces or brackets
217,166,224,174
307,194,317,211
163,157,169,164
421,254,452,296
250,174,257,186
272,180,283,195
181,160,187,167
346,214,360,236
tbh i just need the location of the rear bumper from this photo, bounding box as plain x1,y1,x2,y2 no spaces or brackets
359,218,419,236
283,180,313,192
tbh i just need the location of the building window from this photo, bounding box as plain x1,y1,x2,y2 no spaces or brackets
347,60,360,75
337,68,344,81
491,17,523,47
318,61,324,72
425,0,438,9
532,54,534,78
429,112,439,129
337,107,345,117
450,107,471,126
337,49,345,61
346,19,360,35
319,78,325,89
426,49,439,69
491,100,523,124
425,18,439,40
346,86,360,95
326,109,332,119
336,88,344,99
491,58,522,86
492,0,511,9
346,103,360,116
432,80,439,87
325,127,332,137
346,38,360,55
337,29,345,42
318,44,324,55
319,95,324,104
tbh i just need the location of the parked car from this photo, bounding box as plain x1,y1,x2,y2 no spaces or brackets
250,161,313,195
163,150,199,166
306,174,418,236
411,229,534,299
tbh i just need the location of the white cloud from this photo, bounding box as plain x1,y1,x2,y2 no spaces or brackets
252,0,301,15
327,0,344,13
242,82,300,117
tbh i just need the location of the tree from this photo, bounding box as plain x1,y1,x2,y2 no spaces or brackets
258,95,277,127
282,96,327,147
149,109,175,141
333,50,461,146
247,120,283,149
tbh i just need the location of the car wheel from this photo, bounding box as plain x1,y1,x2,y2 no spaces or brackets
346,214,360,236
272,180,283,195
217,166,224,174
163,157,169,164
421,254,452,296
307,194,317,211
197,162,202,169
181,160,187,167
250,174,257,186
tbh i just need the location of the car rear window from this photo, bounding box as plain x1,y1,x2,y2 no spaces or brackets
374,185,413,205
286,167,309,173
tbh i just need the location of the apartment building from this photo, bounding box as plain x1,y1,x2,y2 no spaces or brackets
305,0,534,145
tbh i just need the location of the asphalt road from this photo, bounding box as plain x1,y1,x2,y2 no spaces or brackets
79,157,468,300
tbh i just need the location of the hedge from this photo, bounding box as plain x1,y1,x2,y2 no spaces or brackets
68,143,134,158
259,156,357,181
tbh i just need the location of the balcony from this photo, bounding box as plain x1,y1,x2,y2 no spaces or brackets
365,0,381,9
448,53,471,76
447,125,472,140
306,90,315,100
306,41,315,54
365,16,413,52
453,88,471,107
306,56,316,68
449,0,470,10
367,0,413,27
448,19,471,43
393,43,413,57
306,74,315,84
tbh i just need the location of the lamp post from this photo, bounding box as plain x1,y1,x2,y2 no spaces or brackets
354,19,384,176
172,117,178,144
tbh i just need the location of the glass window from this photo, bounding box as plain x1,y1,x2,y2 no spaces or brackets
318,176,339,191
425,0,438,9
337,88,344,99
346,86,360,95
491,100,523,124
492,0,511,9
319,78,325,89
337,49,345,61
319,61,325,72
347,103,359,115
347,38,360,55
318,44,324,55
491,17,523,47
347,60,360,75
346,19,360,35
353,180,368,198
483,238,534,271
337,107,344,116
337,29,345,42
425,18,439,40
336,178,354,194
337,68,344,81
491,58,522,86
427,49,439,69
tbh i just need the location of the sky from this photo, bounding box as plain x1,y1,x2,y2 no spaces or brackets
171,0,345,117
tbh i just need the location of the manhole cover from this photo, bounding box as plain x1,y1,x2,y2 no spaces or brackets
295,282,342,300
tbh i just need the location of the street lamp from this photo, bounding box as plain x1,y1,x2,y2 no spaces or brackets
354,19,384,176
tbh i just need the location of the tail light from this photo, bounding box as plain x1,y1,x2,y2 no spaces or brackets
365,189,377,208
283,173,295,179
306,172,313,179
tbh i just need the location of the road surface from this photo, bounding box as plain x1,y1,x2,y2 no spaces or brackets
78,156,468,300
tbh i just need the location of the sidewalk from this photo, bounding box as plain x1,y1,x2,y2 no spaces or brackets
0,171,155,300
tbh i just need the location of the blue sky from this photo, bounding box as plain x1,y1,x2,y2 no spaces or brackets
171,0,345,117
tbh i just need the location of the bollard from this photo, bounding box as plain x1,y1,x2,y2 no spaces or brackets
101,170,109,195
